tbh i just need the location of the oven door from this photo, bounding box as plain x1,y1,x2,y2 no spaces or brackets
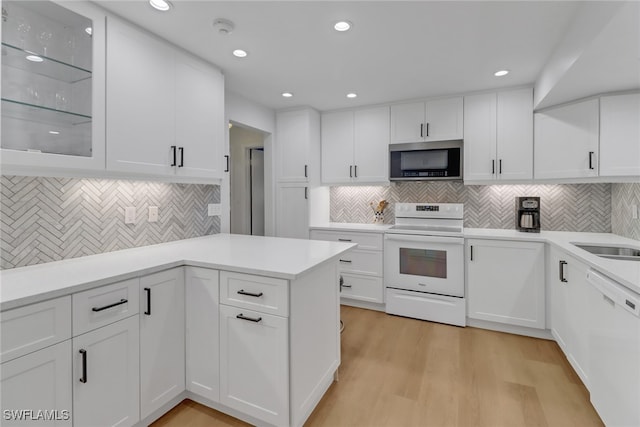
384,234,464,297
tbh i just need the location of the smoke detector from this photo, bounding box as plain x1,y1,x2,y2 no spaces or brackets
213,19,235,35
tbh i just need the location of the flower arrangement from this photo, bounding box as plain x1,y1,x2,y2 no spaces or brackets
370,200,389,224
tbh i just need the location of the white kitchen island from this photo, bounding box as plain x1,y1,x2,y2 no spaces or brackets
0,234,355,427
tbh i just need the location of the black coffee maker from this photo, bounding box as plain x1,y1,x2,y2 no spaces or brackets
516,197,541,233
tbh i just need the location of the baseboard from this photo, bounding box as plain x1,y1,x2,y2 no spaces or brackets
340,298,385,312
467,318,554,340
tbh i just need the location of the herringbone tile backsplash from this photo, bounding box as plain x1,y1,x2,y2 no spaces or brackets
612,182,640,240
1,176,220,269
331,182,612,233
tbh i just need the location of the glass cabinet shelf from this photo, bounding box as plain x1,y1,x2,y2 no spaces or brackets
1,42,92,83
2,98,91,125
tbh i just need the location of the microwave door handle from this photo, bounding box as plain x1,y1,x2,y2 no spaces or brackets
384,234,464,245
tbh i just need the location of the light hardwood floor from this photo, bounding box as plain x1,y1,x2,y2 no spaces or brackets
152,305,603,427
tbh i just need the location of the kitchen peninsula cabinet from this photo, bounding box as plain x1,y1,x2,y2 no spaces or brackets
390,96,463,143
106,16,224,181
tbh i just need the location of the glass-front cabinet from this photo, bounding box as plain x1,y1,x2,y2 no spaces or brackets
1,0,105,172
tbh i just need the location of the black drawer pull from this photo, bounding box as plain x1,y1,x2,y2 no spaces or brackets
237,289,263,298
339,259,352,263
79,349,87,383
236,313,262,323
626,300,636,310
338,238,352,242
341,284,352,288
144,288,151,315
92,299,128,312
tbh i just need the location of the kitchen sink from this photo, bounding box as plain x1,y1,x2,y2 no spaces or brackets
572,243,640,261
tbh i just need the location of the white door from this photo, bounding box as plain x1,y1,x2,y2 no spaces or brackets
73,316,140,427
534,99,599,179
106,17,175,176
600,93,640,177
276,185,308,239
321,110,354,184
139,268,185,419
424,97,464,141
276,110,310,182
496,88,533,180
175,51,224,179
464,93,497,181
390,102,425,143
185,267,220,402
466,239,545,329
1,341,72,426
219,305,289,427
354,106,390,183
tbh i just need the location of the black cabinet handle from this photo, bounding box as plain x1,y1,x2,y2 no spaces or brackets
589,151,595,170
79,349,87,383
236,313,262,323
237,289,263,298
349,165,353,178
499,159,502,174
304,187,308,200
341,283,352,288
492,160,495,174
426,122,430,137
559,260,568,283
178,147,184,167
224,155,230,172
144,287,151,315
354,165,358,178
91,299,127,312
338,238,352,242
420,123,424,138
339,259,352,263
170,146,177,167
304,164,308,178
470,245,474,261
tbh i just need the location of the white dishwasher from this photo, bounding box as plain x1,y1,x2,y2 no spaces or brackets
587,269,640,427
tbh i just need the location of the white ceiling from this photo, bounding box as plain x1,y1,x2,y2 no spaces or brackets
94,1,620,112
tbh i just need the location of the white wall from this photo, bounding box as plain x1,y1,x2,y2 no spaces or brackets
223,91,276,235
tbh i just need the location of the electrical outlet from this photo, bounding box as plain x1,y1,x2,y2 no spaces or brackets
633,204,639,220
124,207,136,224
208,203,221,216
149,206,159,222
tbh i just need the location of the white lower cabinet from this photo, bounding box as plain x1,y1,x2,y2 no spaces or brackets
466,239,545,329
547,246,590,387
140,268,185,419
72,315,140,427
276,184,309,239
185,267,220,402
219,305,289,426
1,340,72,426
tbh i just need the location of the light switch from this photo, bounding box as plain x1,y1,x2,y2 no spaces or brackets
124,207,136,224
149,206,159,222
208,204,221,216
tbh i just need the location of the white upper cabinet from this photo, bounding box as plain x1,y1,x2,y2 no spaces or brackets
390,97,463,144
321,106,389,185
534,98,600,180
276,109,319,183
1,1,106,173
599,93,640,177
106,16,224,181
464,88,533,182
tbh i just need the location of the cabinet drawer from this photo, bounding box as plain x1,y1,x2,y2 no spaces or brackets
220,271,288,317
1,296,71,363
310,230,383,251
338,250,383,276
73,278,140,336
340,274,384,303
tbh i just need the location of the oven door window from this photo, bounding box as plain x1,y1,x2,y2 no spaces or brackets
399,248,447,278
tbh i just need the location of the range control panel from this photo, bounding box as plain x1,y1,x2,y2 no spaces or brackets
395,203,464,219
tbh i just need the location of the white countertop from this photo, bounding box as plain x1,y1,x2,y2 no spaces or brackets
310,222,392,233
0,234,356,311
465,228,640,293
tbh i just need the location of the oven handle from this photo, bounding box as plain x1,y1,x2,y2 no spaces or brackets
384,234,464,245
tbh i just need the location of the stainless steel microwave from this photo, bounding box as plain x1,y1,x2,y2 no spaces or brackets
389,140,463,181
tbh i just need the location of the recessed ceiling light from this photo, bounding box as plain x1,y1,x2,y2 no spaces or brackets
282,92,293,98
494,70,509,77
334,21,352,32
346,92,357,99
48,130,60,135
85,27,92,36
149,0,172,12
25,55,43,62
233,49,248,58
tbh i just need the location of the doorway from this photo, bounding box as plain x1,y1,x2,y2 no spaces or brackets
229,124,266,236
